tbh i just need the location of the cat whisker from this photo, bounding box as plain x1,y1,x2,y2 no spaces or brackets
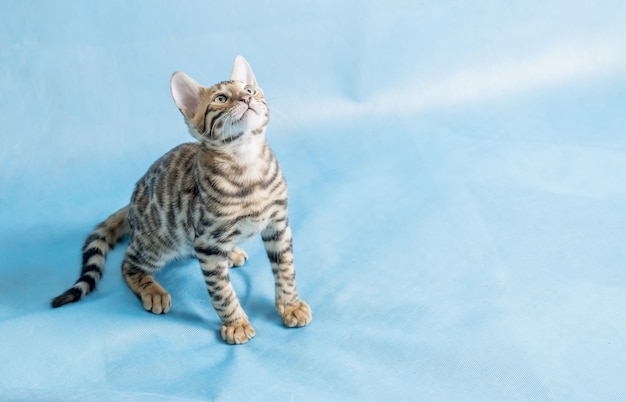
224,115,233,144
208,115,221,141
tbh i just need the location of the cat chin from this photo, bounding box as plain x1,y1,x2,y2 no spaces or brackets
185,112,266,145
235,111,265,131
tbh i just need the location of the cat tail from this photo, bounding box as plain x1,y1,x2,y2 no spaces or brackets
51,205,130,308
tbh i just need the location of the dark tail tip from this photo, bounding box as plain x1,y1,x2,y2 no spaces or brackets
51,287,83,308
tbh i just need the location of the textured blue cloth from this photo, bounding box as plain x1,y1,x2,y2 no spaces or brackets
1,1,626,400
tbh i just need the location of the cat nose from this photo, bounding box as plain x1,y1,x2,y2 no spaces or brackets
239,95,251,104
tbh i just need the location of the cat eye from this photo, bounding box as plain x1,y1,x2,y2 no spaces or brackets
244,87,256,95
214,95,228,103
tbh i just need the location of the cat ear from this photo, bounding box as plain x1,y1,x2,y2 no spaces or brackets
170,72,202,120
230,55,258,87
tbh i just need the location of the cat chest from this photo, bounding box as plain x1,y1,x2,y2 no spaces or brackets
204,205,272,245
229,192,277,233
234,214,269,238
197,163,286,242
201,188,280,242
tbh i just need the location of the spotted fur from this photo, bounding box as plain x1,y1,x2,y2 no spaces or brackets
52,56,311,344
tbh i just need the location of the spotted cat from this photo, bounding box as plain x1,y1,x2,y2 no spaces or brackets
52,56,312,344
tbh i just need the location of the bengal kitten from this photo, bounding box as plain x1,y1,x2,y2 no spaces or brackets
52,56,312,344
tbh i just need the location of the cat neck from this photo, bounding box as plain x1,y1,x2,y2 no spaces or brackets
196,129,270,184
230,130,267,166
201,129,267,163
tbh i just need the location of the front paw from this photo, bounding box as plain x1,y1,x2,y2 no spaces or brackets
220,320,256,345
277,300,312,328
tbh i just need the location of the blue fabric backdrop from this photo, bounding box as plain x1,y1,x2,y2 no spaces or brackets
1,1,625,400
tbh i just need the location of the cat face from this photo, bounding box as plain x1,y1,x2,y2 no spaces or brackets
170,56,269,144
199,80,269,142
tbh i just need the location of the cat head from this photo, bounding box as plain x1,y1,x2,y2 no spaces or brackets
170,56,269,145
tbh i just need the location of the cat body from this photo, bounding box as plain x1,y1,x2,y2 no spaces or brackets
52,56,311,344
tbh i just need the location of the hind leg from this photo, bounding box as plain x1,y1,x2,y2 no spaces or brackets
121,251,171,314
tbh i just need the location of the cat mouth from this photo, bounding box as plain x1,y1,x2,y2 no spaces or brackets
234,106,257,122
244,105,258,115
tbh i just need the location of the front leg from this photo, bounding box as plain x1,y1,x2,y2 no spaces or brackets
195,241,255,344
262,219,312,328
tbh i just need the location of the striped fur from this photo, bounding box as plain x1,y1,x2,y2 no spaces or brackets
51,206,130,307
51,56,311,344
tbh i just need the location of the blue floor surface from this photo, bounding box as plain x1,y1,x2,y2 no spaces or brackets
1,1,625,400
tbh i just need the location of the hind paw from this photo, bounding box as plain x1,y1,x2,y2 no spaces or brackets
140,286,171,314
228,246,248,268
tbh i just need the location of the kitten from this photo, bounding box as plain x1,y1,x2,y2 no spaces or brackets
52,56,312,344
